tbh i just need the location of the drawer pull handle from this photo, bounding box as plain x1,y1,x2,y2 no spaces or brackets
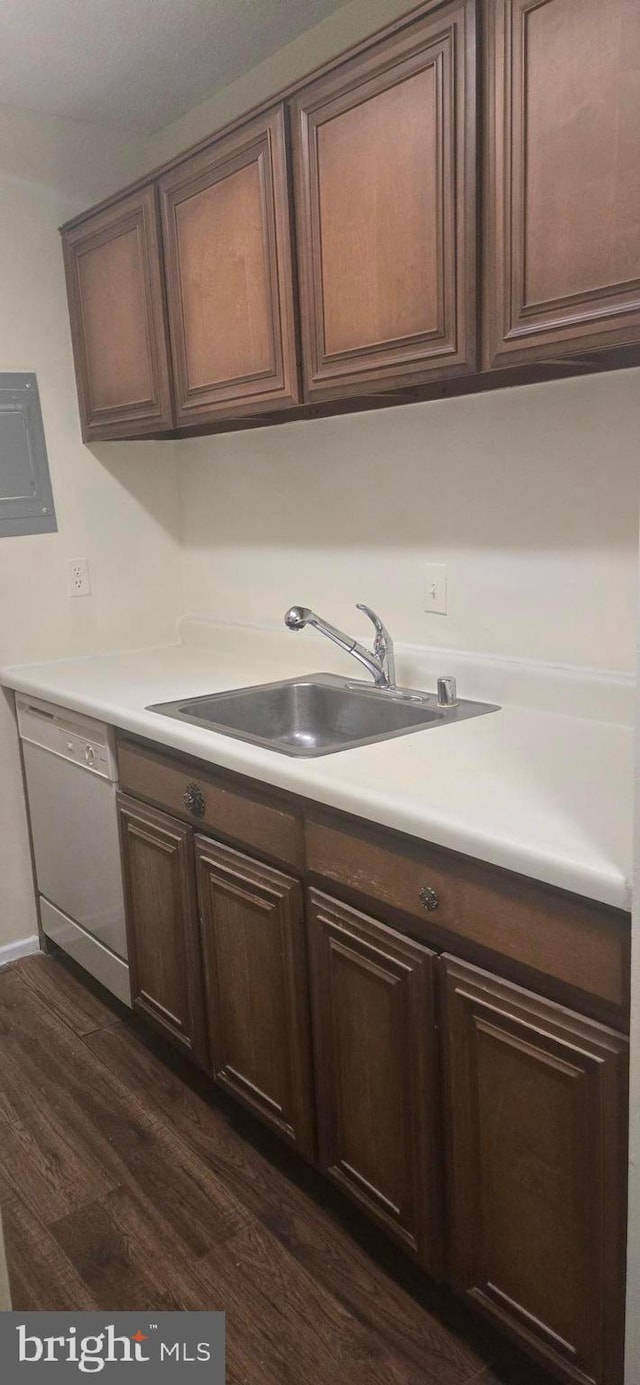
184,782,206,818
419,885,439,911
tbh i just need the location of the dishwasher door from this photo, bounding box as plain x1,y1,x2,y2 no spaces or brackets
22,740,127,960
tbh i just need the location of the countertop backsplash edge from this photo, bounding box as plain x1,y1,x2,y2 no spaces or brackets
179,616,635,727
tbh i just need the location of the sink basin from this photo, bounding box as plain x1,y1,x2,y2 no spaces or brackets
148,674,498,757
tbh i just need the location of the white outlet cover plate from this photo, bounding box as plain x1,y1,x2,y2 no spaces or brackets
67,558,91,597
424,563,447,615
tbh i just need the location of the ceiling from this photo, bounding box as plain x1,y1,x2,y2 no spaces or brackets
0,0,351,133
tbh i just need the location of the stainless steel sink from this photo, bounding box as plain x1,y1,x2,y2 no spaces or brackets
148,673,498,757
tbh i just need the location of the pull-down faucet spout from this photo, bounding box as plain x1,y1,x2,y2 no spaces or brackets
284,604,396,690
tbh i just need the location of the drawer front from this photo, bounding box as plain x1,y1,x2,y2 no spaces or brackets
118,738,303,872
305,814,630,1025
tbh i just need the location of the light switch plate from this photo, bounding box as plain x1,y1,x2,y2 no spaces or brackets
424,564,447,615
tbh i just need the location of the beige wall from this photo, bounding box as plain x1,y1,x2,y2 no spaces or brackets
177,368,640,673
151,12,640,1367
2,0,639,920
144,0,420,166
0,7,637,1372
148,0,640,677
0,105,183,950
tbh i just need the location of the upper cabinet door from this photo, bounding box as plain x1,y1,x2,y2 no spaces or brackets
62,187,174,441
484,0,640,368
159,106,300,425
290,2,477,400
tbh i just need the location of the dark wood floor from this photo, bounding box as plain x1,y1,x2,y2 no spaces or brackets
0,953,552,1385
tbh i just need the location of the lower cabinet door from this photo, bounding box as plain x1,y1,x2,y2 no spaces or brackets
441,956,628,1385
117,795,206,1060
195,836,315,1158
307,889,442,1274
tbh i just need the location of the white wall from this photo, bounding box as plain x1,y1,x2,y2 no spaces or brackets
1,0,636,956
146,0,640,678
0,105,183,950
145,0,421,166
0,3,636,1369
177,369,640,674
0,9,638,1374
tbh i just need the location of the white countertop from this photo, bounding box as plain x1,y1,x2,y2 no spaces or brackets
1,628,633,912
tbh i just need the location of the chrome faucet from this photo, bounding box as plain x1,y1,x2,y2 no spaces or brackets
284,603,396,690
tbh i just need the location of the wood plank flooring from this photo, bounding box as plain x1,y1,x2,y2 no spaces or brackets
0,953,552,1385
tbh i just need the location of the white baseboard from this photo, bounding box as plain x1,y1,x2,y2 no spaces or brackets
0,933,40,966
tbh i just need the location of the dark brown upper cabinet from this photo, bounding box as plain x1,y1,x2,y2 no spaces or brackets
61,0,640,440
483,0,640,368
442,956,628,1385
62,186,174,441
158,105,300,426
290,1,477,400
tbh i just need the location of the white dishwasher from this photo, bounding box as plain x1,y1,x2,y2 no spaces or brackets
17,695,132,1006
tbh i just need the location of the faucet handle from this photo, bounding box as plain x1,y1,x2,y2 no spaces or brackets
356,603,388,655
356,604,396,689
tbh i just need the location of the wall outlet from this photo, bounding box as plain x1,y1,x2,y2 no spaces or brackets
67,558,91,598
424,563,447,615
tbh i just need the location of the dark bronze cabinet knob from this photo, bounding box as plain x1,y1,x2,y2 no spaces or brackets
184,782,206,818
419,885,439,911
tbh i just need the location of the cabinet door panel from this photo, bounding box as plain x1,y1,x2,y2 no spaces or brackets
62,187,173,440
307,890,442,1273
160,105,300,424
442,956,628,1385
195,836,314,1158
117,795,206,1059
484,0,640,366
291,2,476,399
317,68,439,357
176,162,273,389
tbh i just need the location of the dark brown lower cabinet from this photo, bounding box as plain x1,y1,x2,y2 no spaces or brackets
441,956,628,1385
306,889,442,1275
117,795,207,1060
115,739,630,1383
195,835,315,1159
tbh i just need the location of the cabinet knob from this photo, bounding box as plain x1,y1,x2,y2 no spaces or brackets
419,885,439,911
184,782,206,818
